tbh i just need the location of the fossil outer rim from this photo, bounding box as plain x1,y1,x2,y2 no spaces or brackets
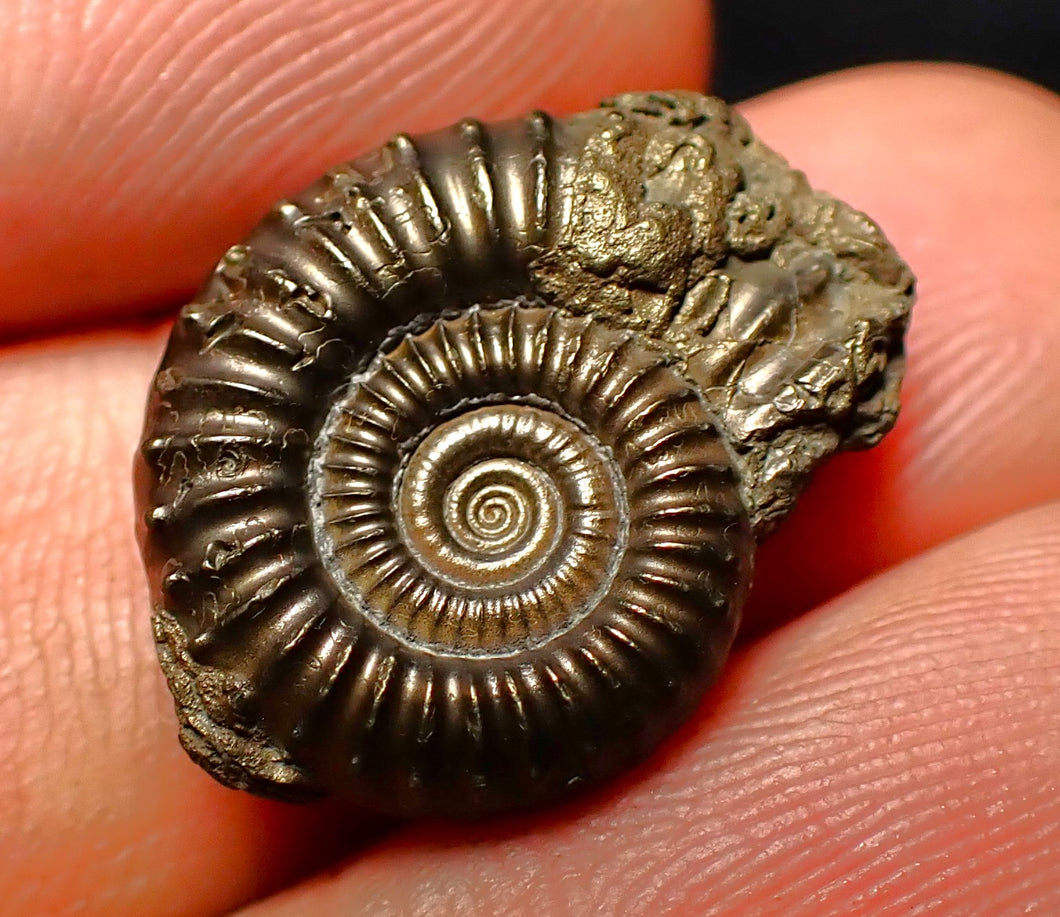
136,90,914,817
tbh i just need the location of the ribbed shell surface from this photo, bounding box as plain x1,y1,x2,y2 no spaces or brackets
137,92,913,817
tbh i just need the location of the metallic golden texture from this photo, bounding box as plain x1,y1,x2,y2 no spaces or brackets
136,92,914,817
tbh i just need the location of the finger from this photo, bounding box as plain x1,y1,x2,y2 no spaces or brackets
0,0,709,335
737,64,1060,629
0,325,363,917
234,498,1060,917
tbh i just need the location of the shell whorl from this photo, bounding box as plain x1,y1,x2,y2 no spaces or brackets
147,303,753,815
310,304,751,658
137,91,913,816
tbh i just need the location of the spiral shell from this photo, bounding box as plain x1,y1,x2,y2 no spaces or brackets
137,91,913,816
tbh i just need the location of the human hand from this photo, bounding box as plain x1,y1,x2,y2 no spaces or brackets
1,2,1058,914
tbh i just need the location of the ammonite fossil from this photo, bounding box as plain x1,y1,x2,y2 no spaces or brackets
136,91,914,817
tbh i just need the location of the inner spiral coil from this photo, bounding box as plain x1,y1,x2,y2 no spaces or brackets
442,457,548,555
311,324,630,654
396,406,619,594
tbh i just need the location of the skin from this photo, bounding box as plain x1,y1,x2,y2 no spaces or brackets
0,1,1057,914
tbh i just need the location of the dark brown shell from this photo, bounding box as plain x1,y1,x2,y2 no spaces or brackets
136,91,913,817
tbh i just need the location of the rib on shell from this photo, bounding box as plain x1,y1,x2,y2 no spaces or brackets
136,91,914,817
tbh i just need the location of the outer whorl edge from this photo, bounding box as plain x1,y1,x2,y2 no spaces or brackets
137,91,913,817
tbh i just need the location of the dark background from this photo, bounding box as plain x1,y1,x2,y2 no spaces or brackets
713,0,1060,100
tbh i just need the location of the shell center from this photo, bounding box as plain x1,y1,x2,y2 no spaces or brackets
445,458,551,553
396,407,574,590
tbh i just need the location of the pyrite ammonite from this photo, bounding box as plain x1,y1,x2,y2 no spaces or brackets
136,91,914,817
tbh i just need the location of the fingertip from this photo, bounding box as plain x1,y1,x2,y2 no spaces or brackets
229,502,1060,917
0,0,711,334
0,326,371,916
